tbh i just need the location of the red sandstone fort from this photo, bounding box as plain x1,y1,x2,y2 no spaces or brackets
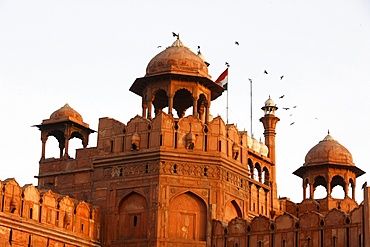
1,37,369,247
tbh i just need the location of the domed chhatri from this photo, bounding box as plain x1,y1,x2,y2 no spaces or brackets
261,95,278,115
304,133,353,167
145,36,210,79
50,103,83,123
130,36,224,121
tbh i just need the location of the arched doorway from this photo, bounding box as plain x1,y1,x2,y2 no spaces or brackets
117,192,148,240
169,192,207,241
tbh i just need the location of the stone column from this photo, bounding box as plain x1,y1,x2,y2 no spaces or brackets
309,183,314,199
147,100,152,119
168,95,173,116
41,135,47,160
64,133,70,158
193,97,198,117
303,184,307,200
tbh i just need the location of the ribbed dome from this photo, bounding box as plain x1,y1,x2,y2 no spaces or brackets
264,96,275,107
50,104,83,122
304,134,353,167
145,38,210,78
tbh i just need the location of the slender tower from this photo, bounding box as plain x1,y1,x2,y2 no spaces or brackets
260,96,280,215
260,96,279,164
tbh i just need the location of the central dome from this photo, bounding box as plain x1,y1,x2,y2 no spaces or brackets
304,134,354,167
145,38,210,78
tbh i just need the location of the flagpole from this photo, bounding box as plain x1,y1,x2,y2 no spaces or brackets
250,78,253,134
226,69,229,124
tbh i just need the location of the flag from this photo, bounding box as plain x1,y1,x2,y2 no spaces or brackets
215,68,228,90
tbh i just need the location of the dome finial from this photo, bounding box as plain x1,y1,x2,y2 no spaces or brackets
171,32,184,47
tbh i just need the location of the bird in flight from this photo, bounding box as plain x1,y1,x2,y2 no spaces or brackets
279,95,285,99
283,107,290,110
235,41,239,45
157,45,162,48
290,122,295,125
280,75,284,80
264,70,268,74
293,106,297,108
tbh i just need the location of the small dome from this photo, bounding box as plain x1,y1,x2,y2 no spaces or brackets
259,139,269,157
264,96,275,107
132,132,141,142
186,131,196,141
251,135,260,153
304,134,354,167
50,104,83,122
247,134,252,148
145,37,210,78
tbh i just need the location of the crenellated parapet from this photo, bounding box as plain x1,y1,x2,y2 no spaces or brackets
212,205,364,247
96,112,270,164
0,178,100,246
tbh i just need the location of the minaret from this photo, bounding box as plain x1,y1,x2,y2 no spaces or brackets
259,96,280,164
260,96,280,216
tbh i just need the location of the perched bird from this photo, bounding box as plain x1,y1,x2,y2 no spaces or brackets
279,95,285,99
283,107,290,110
248,78,252,83
197,45,200,51
264,70,268,74
290,122,295,125
235,41,239,45
225,62,230,67
362,182,367,189
172,32,178,37
280,75,284,80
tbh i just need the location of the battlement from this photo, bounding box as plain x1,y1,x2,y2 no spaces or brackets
0,178,100,246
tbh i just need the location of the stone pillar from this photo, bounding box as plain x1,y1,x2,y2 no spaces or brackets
142,103,147,119
168,96,173,116
327,178,332,197
147,100,152,119
352,183,356,200
205,104,210,124
64,133,70,158
310,183,314,199
41,136,47,160
193,97,198,117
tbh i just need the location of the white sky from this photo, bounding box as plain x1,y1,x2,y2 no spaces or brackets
0,0,369,203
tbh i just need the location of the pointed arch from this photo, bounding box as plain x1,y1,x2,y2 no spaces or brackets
313,175,327,199
173,88,193,118
152,89,169,116
169,191,207,241
331,175,345,199
262,166,270,185
117,192,148,240
254,162,262,182
248,159,253,178
224,200,242,222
